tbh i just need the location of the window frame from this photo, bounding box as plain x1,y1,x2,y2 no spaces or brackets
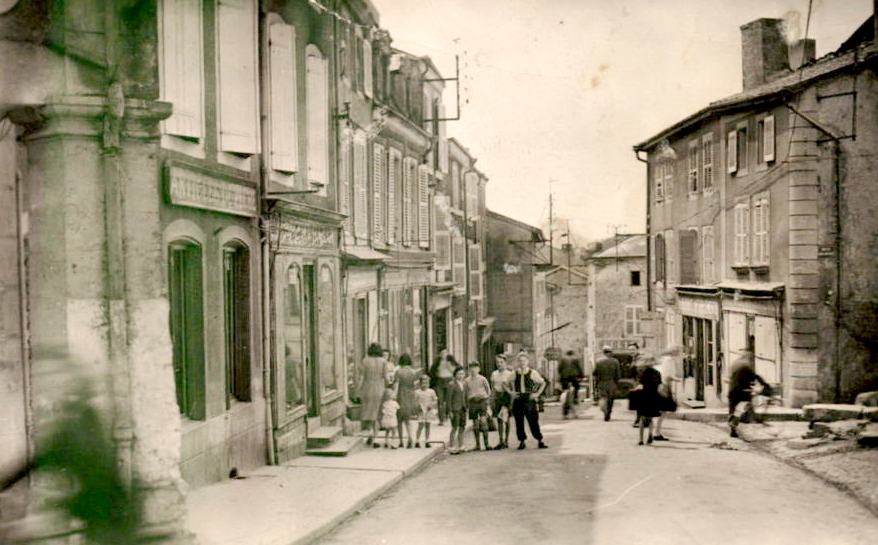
733,201,751,267
751,192,770,267
701,133,713,192
687,139,699,195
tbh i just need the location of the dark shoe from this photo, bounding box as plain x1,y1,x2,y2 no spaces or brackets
638,441,644,446
517,441,526,450
493,444,503,450
414,442,421,448
366,436,373,446
406,441,413,449
653,435,668,441
647,435,653,445
730,428,739,438
538,441,548,449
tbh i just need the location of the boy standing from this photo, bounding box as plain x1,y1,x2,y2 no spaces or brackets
464,361,492,451
490,354,514,449
446,366,467,454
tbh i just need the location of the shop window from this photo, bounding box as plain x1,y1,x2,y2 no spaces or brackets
217,0,259,155
317,265,337,392
168,241,205,420
223,243,251,405
283,265,305,410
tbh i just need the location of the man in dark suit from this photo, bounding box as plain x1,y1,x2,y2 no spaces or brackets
558,350,584,418
593,346,621,421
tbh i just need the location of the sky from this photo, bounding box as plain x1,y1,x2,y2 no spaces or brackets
371,0,873,245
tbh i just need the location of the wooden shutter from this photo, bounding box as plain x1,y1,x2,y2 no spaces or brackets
418,165,430,247
727,130,737,173
453,232,465,289
161,0,203,139
702,134,713,190
372,143,385,244
387,150,400,244
665,230,675,282
269,21,297,173
679,230,698,284
217,0,258,154
402,158,412,246
763,115,775,162
436,231,450,269
306,47,329,188
761,197,770,263
339,129,352,233
663,160,673,201
688,142,698,193
469,244,482,299
353,135,368,238
363,37,373,98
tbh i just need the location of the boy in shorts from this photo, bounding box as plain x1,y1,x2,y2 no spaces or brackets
464,361,492,451
490,354,514,449
447,366,467,454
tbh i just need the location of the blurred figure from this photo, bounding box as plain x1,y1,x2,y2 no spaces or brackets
558,350,584,419
653,346,681,440
635,356,663,445
728,351,773,438
358,343,387,447
593,346,621,421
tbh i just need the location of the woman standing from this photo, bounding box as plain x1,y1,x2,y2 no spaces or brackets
636,357,663,446
357,343,387,447
395,354,420,448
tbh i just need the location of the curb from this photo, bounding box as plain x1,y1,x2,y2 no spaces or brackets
291,446,444,545
702,421,878,518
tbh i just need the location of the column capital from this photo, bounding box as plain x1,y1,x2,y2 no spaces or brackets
20,95,171,142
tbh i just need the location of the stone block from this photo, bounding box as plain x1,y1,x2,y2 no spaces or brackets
789,274,819,289
788,303,819,318
854,391,878,407
788,287,819,303
863,407,878,422
790,200,818,216
790,318,818,334
789,259,819,274
857,424,878,448
803,403,864,422
790,376,818,391
789,333,818,349
819,419,869,438
789,230,818,245
790,215,818,230
789,245,818,260
789,185,818,201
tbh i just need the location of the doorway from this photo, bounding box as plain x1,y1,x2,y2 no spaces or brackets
303,264,319,417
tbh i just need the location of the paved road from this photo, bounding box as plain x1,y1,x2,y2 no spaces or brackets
318,404,878,545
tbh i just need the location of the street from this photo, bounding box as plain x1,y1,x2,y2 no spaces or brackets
319,404,878,545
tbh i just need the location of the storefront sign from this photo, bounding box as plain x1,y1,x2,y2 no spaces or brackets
167,165,258,217
272,218,337,250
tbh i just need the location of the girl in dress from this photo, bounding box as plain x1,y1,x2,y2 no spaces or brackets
414,375,438,447
380,388,401,448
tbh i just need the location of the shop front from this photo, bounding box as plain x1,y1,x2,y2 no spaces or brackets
268,203,345,462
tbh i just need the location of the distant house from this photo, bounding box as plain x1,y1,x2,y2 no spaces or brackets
633,14,878,407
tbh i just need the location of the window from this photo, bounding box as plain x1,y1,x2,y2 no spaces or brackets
353,131,368,239
306,45,329,191
730,123,749,175
217,0,258,155
223,243,251,405
664,159,674,201
388,149,402,244
687,140,699,193
679,229,699,285
168,241,205,419
283,265,305,410
665,229,676,283
752,193,770,266
469,244,482,299
406,159,418,245
762,115,775,163
418,165,430,247
372,142,385,244
402,158,415,246
734,202,750,266
654,162,664,202
268,19,298,174
317,265,336,392
453,231,465,289
702,133,713,191
653,233,665,283
159,0,203,140
630,270,641,286
702,226,715,284
625,305,644,336
727,130,737,174
339,128,352,234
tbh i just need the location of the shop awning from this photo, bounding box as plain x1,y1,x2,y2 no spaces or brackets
342,246,389,263
717,280,785,297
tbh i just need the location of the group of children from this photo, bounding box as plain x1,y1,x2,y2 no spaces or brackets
379,356,518,454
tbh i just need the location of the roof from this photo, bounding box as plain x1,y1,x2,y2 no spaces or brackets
634,26,877,151
485,209,546,240
590,235,646,259
342,246,389,262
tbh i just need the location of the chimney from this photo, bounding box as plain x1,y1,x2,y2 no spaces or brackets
741,18,790,90
789,38,816,70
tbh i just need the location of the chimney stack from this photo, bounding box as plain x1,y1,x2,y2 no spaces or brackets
741,18,789,90
789,38,816,70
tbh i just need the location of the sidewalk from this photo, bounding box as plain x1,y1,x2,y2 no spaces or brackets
185,442,444,545
709,419,878,517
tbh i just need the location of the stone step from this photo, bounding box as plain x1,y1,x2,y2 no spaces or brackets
305,436,364,457
306,416,322,434
803,404,865,422
681,399,706,409
306,426,343,449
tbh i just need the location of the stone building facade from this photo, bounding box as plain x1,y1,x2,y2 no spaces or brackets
634,14,878,407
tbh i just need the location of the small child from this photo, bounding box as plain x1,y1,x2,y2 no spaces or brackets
380,388,400,448
414,374,438,447
447,367,468,454
464,361,492,451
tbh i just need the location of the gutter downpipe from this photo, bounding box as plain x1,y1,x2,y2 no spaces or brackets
635,150,651,311
785,104,842,402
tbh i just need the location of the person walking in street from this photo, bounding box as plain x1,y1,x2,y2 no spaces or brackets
728,351,773,438
357,343,387,447
558,350,584,419
414,375,438,447
511,353,548,450
653,347,680,441
490,354,514,449
635,357,663,445
446,366,468,454
464,361,492,451
395,354,420,448
380,388,401,448
593,346,621,421
429,349,456,426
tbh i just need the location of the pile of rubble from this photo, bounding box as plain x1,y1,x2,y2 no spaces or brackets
798,391,878,449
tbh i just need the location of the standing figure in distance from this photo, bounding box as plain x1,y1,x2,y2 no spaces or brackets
593,346,621,421
510,353,548,450
490,354,514,449
558,350,584,419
